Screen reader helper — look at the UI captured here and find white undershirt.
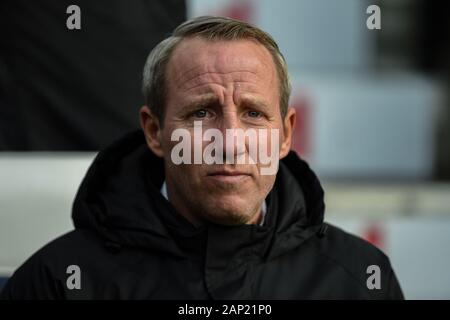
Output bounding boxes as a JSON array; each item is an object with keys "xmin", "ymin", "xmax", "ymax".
[{"xmin": 160, "ymin": 181, "xmax": 267, "ymax": 226}]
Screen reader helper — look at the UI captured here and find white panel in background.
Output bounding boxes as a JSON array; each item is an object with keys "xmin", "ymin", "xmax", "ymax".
[
  {"xmin": 0, "ymin": 153, "xmax": 95, "ymax": 275},
  {"xmin": 291, "ymin": 73, "xmax": 441, "ymax": 179},
  {"xmin": 188, "ymin": 0, "xmax": 375, "ymax": 70}
]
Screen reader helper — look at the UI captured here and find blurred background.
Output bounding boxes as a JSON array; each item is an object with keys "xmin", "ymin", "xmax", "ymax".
[{"xmin": 1, "ymin": 0, "xmax": 449, "ymax": 299}]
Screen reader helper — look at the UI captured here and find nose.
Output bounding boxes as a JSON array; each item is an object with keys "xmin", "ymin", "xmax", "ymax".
[{"xmin": 219, "ymin": 109, "xmax": 246, "ymax": 164}]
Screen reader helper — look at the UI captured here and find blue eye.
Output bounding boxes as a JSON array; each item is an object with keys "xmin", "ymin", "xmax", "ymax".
[
  {"xmin": 193, "ymin": 109, "xmax": 208, "ymax": 118},
  {"xmin": 248, "ymin": 110, "xmax": 261, "ymax": 118}
]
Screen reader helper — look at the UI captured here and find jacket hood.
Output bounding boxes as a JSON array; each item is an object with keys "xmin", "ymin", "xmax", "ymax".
[{"xmin": 72, "ymin": 130, "xmax": 326, "ymax": 260}]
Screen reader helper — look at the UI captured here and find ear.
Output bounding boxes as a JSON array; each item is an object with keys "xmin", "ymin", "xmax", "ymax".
[
  {"xmin": 139, "ymin": 105, "xmax": 164, "ymax": 157},
  {"xmin": 279, "ymin": 107, "xmax": 296, "ymax": 159}
]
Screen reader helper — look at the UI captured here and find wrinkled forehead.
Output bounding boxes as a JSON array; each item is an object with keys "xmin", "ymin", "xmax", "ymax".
[{"xmin": 166, "ymin": 37, "xmax": 278, "ymax": 89}]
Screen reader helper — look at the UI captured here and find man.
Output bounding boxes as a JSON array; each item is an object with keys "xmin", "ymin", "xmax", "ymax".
[{"xmin": 1, "ymin": 16, "xmax": 403, "ymax": 299}]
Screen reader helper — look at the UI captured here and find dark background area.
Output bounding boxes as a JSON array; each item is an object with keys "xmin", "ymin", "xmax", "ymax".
[{"xmin": 0, "ymin": 0, "xmax": 186, "ymax": 150}]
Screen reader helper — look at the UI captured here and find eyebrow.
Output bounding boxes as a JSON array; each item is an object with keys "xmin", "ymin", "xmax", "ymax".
[
  {"xmin": 180, "ymin": 94, "xmax": 271, "ymax": 115},
  {"xmin": 239, "ymin": 96, "xmax": 271, "ymax": 112},
  {"xmin": 181, "ymin": 95, "xmax": 220, "ymax": 113}
]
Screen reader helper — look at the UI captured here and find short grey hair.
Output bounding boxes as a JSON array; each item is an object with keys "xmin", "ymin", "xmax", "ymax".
[{"xmin": 142, "ymin": 16, "xmax": 291, "ymax": 125}]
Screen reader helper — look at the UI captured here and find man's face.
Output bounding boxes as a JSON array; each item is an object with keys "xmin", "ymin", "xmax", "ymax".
[{"xmin": 141, "ymin": 37, "xmax": 295, "ymax": 226}]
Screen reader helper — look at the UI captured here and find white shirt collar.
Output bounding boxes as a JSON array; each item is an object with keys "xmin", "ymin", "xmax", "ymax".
[{"xmin": 160, "ymin": 181, "xmax": 267, "ymax": 226}]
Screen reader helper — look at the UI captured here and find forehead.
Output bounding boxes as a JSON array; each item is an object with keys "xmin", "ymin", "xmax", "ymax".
[{"xmin": 166, "ymin": 37, "xmax": 278, "ymax": 90}]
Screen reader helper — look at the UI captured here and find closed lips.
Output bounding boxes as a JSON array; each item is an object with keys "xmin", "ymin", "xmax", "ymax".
[{"xmin": 208, "ymin": 170, "xmax": 251, "ymax": 176}]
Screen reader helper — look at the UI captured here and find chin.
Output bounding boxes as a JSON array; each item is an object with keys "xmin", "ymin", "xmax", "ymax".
[
  {"xmin": 200, "ymin": 198, "xmax": 256, "ymax": 226},
  {"xmin": 204, "ymin": 212, "xmax": 250, "ymax": 226}
]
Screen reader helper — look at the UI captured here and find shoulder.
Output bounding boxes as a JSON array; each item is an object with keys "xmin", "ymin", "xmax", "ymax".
[
  {"xmin": 317, "ymin": 223, "xmax": 390, "ymax": 268},
  {"xmin": 18, "ymin": 229, "xmax": 109, "ymax": 269},
  {"xmin": 1, "ymin": 229, "xmax": 116, "ymax": 299},
  {"xmin": 308, "ymin": 223, "xmax": 403, "ymax": 299}
]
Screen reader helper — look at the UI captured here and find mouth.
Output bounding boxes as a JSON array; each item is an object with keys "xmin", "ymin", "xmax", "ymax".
[{"xmin": 207, "ymin": 170, "xmax": 252, "ymax": 183}]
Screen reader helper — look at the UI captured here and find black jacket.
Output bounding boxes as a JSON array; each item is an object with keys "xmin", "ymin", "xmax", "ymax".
[{"xmin": 1, "ymin": 130, "xmax": 404, "ymax": 299}]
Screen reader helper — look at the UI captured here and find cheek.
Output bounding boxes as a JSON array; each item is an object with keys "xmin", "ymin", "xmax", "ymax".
[
  {"xmin": 164, "ymin": 163, "xmax": 206, "ymax": 194},
  {"xmin": 254, "ymin": 172, "xmax": 277, "ymax": 195},
  {"xmin": 250, "ymin": 127, "xmax": 281, "ymax": 166}
]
